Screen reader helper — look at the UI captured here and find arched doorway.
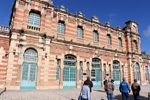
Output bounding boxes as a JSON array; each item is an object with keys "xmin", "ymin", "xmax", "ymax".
[
  {"xmin": 145, "ymin": 66, "xmax": 149, "ymax": 84},
  {"xmin": 20, "ymin": 48, "xmax": 38, "ymax": 90},
  {"xmin": 91, "ymin": 58, "xmax": 101, "ymax": 87},
  {"xmin": 113, "ymin": 60, "xmax": 120, "ymax": 86},
  {"xmin": 135, "ymin": 63, "xmax": 140, "ymax": 85},
  {"xmin": 63, "ymin": 55, "xmax": 76, "ymax": 88}
]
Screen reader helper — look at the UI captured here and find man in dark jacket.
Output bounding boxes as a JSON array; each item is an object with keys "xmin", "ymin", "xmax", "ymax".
[
  {"xmin": 84, "ymin": 77, "xmax": 93, "ymax": 92},
  {"xmin": 119, "ymin": 78, "xmax": 130, "ymax": 100},
  {"xmin": 131, "ymin": 79, "xmax": 141, "ymax": 100}
]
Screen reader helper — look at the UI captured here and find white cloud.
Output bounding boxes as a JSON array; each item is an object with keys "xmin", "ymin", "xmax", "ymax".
[
  {"xmin": 108, "ymin": 13, "xmax": 116, "ymax": 17},
  {"xmin": 143, "ymin": 25, "xmax": 150, "ymax": 37}
]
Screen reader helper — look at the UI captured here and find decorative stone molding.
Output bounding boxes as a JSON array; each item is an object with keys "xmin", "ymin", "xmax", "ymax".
[
  {"xmin": 78, "ymin": 12, "xmax": 83, "ymax": 17},
  {"xmin": 60, "ymin": 5, "xmax": 65, "ymax": 11},
  {"xmin": 106, "ymin": 22, "xmax": 110, "ymax": 27},
  {"xmin": 117, "ymin": 26, "xmax": 121, "ymax": 31},
  {"xmin": 91, "ymin": 16, "xmax": 99, "ymax": 23}
]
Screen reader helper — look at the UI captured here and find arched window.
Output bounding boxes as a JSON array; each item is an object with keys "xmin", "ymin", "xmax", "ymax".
[
  {"xmin": 56, "ymin": 59, "xmax": 60, "ymax": 81},
  {"xmin": 91, "ymin": 58, "xmax": 101, "ymax": 87},
  {"xmin": 77, "ymin": 26, "xmax": 83, "ymax": 38},
  {"xmin": 79, "ymin": 61, "xmax": 83, "ymax": 81},
  {"xmin": 145, "ymin": 66, "xmax": 149, "ymax": 84},
  {"xmin": 135, "ymin": 63, "xmax": 140, "ymax": 84},
  {"xmin": 21, "ymin": 48, "xmax": 38, "ymax": 90},
  {"xmin": 58, "ymin": 21, "xmax": 65, "ymax": 34},
  {"xmin": 93, "ymin": 31, "xmax": 98, "ymax": 42},
  {"xmin": 107, "ymin": 35, "xmax": 111, "ymax": 45},
  {"xmin": 63, "ymin": 54, "xmax": 76, "ymax": 88},
  {"xmin": 133, "ymin": 40, "xmax": 137, "ymax": 50},
  {"xmin": 118, "ymin": 38, "xmax": 122, "ymax": 47},
  {"xmin": 113, "ymin": 60, "xmax": 120, "ymax": 86},
  {"xmin": 28, "ymin": 11, "xmax": 41, "ymax": 26}
]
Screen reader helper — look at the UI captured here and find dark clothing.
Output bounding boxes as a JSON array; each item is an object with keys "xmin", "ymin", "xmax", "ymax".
[
  {"xmin": 84, "ymin": 80, "xmax": 93, "ymax": 92},
  {"xmin": 82, "ymin": 98, "xmax": 88, "ymax": 100},
  {"xmin": 133, "ymin": 94, "xmax": 139, "ymax": 100},
  {"xmin": 131, "ymin": 82, "xmax": 141, "ymax": 100},
  {"xmin": 104, "ymin": 80, "xmax": 107, "ymax": 86},
  {"xmin": 122, "ymin": 92, "xmax": 129, "ymax": 100}
]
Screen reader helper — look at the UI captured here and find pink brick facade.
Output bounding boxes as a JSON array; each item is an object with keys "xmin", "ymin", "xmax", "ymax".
[{"xmin": 0, "ymin": 0, "xmax": 150, "ymax": 90}]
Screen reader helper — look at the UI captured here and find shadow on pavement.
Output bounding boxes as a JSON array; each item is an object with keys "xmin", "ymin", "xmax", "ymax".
[
  {"xmin": 114, "ymin": 94, "xmax": 149, "ymax": 100},
  {"xmin": 93, "ymin": 90, "xmax": 106, "ymax": 93}
]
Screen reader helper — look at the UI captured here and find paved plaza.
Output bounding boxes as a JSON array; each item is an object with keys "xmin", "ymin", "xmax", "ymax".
[{"xmin": 0, "ymin": 85, "xmax": 150, "ymax": 100}]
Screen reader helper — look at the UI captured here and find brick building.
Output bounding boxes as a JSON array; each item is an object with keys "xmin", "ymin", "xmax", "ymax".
[{"xmin": 0, "ymin": 0, "xmax": 150, "ymax": 90}]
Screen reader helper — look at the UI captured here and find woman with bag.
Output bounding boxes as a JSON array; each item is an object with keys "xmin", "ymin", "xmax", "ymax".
[{"xmin": 80, "ymin": 81, "xmax": 91, "ymax": 100}]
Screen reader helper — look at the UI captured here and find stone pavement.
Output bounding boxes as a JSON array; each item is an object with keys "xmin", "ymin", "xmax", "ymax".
[{"xmin": 0, "ymin": 85, "xmax": 150, "ymax": 100}]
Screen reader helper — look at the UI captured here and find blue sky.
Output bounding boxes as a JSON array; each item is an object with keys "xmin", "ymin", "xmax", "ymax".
[{"xmin": 0, "ymin": 0, "xmax": 150, "ymax": 55}]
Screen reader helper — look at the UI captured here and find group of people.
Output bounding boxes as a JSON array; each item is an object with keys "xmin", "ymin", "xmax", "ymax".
[{"xmin": 80, "ymin": 77, "xmax": 141, "ymax": 100}]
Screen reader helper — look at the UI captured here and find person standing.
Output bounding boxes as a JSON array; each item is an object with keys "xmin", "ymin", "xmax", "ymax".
[
  {"xmin": 84, "ymin": 77, "xmax": 93, "ymax": 92},
  {"xmin": 82, "ymin": 81, "xmax": 91, "ymax": 100},
  {"xmin": 119, "ymin": 78, "xmax": 130, "ymax": 100},
  {"xmin": 131, "ymin": 79, "xmax": 141, "ymax": 100},
  {"xmin": 104, "ymin": 78, "xmax": 115, "ymax": 100}
]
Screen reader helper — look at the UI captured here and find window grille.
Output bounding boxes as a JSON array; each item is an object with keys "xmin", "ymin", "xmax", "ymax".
[
  {"xmin": 58, "ymin": 21, "xmax": 65, "ymax": 34},
  {"xmin": 103, "ymin": 64, "xmax": 106, "ymax": 79},
  {"xmin": 28, "ymin": 12, "xmax": 41, "ymax": 26},
  {"xmin": 93, "ymin": 31, "xmax": 98, "ymax": 42},
  {"xmin": 77, "ymin": 26, "xmax": 83, "ymax": 38},
  {"xmin": 107, "ymin": 35, "xmax": 111, "ymax": 45},
  {"xmin": 118, "ymin": 38, "xmax": 122, "ymax": 47},
  {"xmin": 79, "ymin": 61, "xmax": 83, "ymax": 81},
  {"xmin": 56, "ymin": 59, "xmax": 60, "ymax": 81},
  {"xmin": 87, "ymin": 62, "xmax": 89, "ymax": 77},
  {"xmin": 133, "ymin": 41, "xmax": 137, "ymax": 50}
]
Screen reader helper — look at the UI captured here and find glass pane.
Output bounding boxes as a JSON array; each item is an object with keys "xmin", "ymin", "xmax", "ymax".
[
  {"xmin": 28, "ymin": 12, "xmax": 40, "ymax": 26},
  {"xmin": 56, "ymin": 59, "xmax": 60, "ymax": 81},
  {"xmin": 79, "ymin": 61, "xmax": 82, "ymax": 81},
  {"xmin": 63, "ymin": 67, "xmax": 69, "ymax": 81},
  {"xmin": 87, "ymin": 62, "xmax": 89, "ymax": 77},
  {"xmin": 22, "ymin": 63, "xmax": 29, "ymax": 80},
  {"xmin": 30, "ymin": 64, "xmax": 36, "ymax": 81}
]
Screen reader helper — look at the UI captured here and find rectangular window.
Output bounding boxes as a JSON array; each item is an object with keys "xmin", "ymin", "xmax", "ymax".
[
  {"xmin": 103, "ymin": 64, "xmax": 106, "ymax": 79},
  {"xmin": 93, "ymin": 31, "xmax": 98, "ymax": 42},
  {"xmin": 57, "ymin": 21, "xmax": 65, "ymax": 34},
  {"xmin": 118, "ymin": 38, "xmax": 122, "ymax": 47},
  {"xmin": 107, "ymin": 35, "xmax": 111, "ymax": 45},
  {"xmin": 133, "ymin": 41, "xmax": 137, "ymax": 50},
  {"xmin": 28, "ymin": 12, "xmax": 41, "ymax": 26},
  {"xmin": 109, "ymin": 64, "xmax": 111, "ymax": 78},
  {"xmin": 87, "ymin": 62, "xmax": 89, "ymax": 77},
  {"xmin": 56, "ymin": 59, "xmax": 60, "ymax": 81},
  {"xmin": 79, "ymin": 61, "xmax": 83, "ymax": 81},
  {"xmin": 77, "ymin": 26, "xmax": 83, "ymax": 38}
]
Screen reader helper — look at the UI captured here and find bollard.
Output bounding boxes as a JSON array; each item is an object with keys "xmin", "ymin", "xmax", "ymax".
[{"xmin": 148, "ymin": 92, "xmax": 150, "ymax": 100}]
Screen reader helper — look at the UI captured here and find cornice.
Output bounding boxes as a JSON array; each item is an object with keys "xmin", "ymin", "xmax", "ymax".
[{"xmin": 54, "ymin": 8, "xmax": 125, "ymax": 34}]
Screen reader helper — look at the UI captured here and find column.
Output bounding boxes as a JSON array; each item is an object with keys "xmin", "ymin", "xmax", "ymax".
[
  {"xmin": 76, "ymin": 60, "xmax": 80, "ymax": 88},
  {"xmin": 101, "ymin": 60, "xmax": 104, "ymax": 87},
  {"xmin": 139, "ymin": 64, "xmax": 143, "ymax": 85},
  {"xmin": 59, "ymin": 58, "xmax": 64, "ymax": 89},
  {"xmin": 111, "ymin": 61, "xmax": 113, "ymax": 80}
]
